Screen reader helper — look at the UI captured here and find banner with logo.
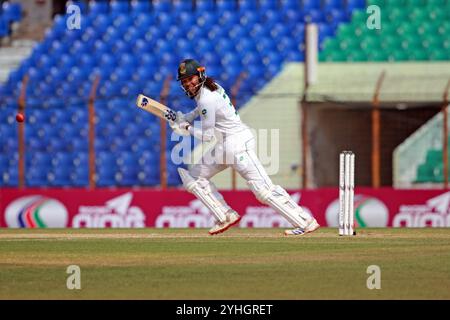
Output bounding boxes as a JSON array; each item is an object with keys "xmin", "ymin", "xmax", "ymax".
[{"xmin": 1, "ymin": 188, "xmax": 450, "ymax": 228}]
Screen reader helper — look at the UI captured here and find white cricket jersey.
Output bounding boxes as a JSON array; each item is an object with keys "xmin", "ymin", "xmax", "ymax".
[{"xmin": 190, "ymin": 84, "xmax": 248, "ymax": 141}]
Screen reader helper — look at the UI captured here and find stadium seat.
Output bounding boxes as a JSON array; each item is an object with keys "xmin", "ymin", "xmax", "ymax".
[
  {"xmin": 153, "ymin": 0, "xmax": 172, "ymax": 12},
  {"xmin": 4, "ymin": 0, "xmax": 445, "ymax": 188}
]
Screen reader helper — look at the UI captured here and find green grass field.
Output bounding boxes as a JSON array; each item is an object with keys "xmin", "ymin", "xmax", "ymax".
[{"xmin": 1, "ymin": 228, "xmax": 449, "ymax": 300}]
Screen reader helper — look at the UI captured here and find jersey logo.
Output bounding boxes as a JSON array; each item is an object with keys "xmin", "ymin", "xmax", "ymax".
[{"xmin": 201, "ymin": 109, "xmax": 207, "ymax": 116}]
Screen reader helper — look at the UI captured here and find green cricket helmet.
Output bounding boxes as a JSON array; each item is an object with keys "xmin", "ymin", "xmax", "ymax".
[
  {"xmin": 177, "ymin": 59, "xmax": 206, "ymax": 98},
  {"xmin": 177, "ymin": 59, "xmax": 206, "ymax": 81}
]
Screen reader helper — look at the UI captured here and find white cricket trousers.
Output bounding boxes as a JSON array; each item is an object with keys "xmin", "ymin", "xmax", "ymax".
[{"xmin": 189, "ymin": 128, "xmax": 273, "ymax": 187}]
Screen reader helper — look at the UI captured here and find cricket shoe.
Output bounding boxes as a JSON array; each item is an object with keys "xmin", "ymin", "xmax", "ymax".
[
  {"xmin": 284, "ymin": 218, "xmax": 320, "ymax": 236},
  {"xmin": 208, "ymin": 211, "xmax": 241, "ymax": 235}
]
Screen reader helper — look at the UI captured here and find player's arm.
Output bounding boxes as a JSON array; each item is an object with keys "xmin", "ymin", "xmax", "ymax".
[
  {"xmin": 183, "ymin": 108, "xmax": 200, "ymax": 123},
  {"xmin": 185, "ymin": 102, "xmax": 216, "ymax": 142}
]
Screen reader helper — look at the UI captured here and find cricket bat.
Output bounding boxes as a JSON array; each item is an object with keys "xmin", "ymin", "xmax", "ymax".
[{"xmin": 136, "ymin": 94, "xmax": 177, "ymax": 122}]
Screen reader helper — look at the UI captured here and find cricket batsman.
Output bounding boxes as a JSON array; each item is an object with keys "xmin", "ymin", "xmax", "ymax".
[{"xmin": 170, "ymin": 59, "xmax": 320, "ymax": 236}]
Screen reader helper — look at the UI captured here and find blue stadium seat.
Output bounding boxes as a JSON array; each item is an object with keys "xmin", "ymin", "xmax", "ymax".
[
  {"xmin": 167, "ymin": 165, "xmax": 182, "ymax": 186},
  {"xmin": 2, "ymin": 2, "xmax": 22, "ymax": 23},
  {"xmin": 326, "ymin": 8, "xmax": 349, "ymax": 24},
  {"xmin": 238, "ymin": 0, "xmax": 257, "ymax": 11},
  {"xmin": 240, "ymin": 11, "xmax": 260, "ymax": 27},
  {"xmin": 2, "ymin": 166, "xmax": 18, "ymax": 186},
  {"xmin": 152, "ymin": 0, "xmax": 172, "ymax": 12},
  {"xmin": 96, "ymin": 151, "xmax": 117, "ymax": 167},
  {"xmin": 304, "ymin": 9, "xmax": 325, "ymax": 23},
  {"xmin": 217, "ymin": 0, "xmax": 236, "ymax": 11},
  {"xmin": 70, "ymin": 166, "xmax": 89, "ymax": 187},
  {"xmin": 270, "ymin": 23, "xmax": 291, "ymax": 38},
  {"xmin": 0, "ymin": 17, "xmax": 8, "ymax": 37},
  {"xmin": 322, "ymin": 0, "xmax": 344, "ymax": 10},
  {"xmin": 302, "ymin": 0, "xmax": 321, "ymax": 10},
  {"xmin": 130, "ymin": 0, "xmax": 151, "ymax": 14},
  {"xmin": 110, "ymin": 0, "xmax": 129, "ymax": 14},
  {"xmin": 92, "ymin": 14, "xmax": 112, "ymax": 33},
  {"xmin": 117, "ymin": 166, "xmax": 139, "ymax": 186},
  {"xmin": 71, "ymin": 138, "xmax": 88, "ymax": 152},
  {"xmin": 228, "ymin": 25, "xmax": 247, "ymax": 40},
  {"xmin": 0, "ymin": 155, "xmax": 9, "ymax": 170},
  {"xmin": 346, "ymin": 0, "xmax": 366, "ymax": 11},
  {"xmin": 66, "ymin": 1, "xmax": 88, "ymax": 14},
  {"xmin": 74, "ymin": 152, "xmax": 89, "ymax": 167},
  {"xmin": 26, "ymin": 168, "xmax": 48, "ymax": 187},
  {"xmin": 97, "ymin": 168, "xmax": 116, "ymax": 187},
  {"xmin": 196, "ymin": 0, "xmax": 215, "ymax": 11},
  {"xmin": 138, "ymin": 165, "xmax": 160, "ymax": 186},
  {"xmin": 117, "ymin": 152, "xmax": 139, "ymax": 167},
  {"xmin": 259, "ymin": 0, "xmax": 278, "ymax": 10},
  {"xmin": 89, "ymin": 0, "xmax": 109, "ymax": 15},
  {"xmin": 318, "ymin": 23, "xmax": 335, "ymax": 40},
  {"xmin": 112, "ymin": 15, "xmax": 133, "ymax": 34},
  {"xmin": 291, "ymin": 23, "xmax": 306, "ymax": 42},
  {"xmin": 0, "ymin": 0, "xmax": 368, "ymax": 187},
  {"xmin": 280, "ymin": 0, "xmax": 301, "ymax": 10}
]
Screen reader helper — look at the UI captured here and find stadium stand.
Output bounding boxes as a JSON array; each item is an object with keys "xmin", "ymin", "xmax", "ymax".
[{"xmin": 0, "ymin": 0, "xmax": 448, "ymax": 188}]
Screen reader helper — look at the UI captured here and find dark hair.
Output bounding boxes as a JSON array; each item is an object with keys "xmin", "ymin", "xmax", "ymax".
[{"xmin": 204, "ymin": 77, "xmax": 218, "ymax": 91}]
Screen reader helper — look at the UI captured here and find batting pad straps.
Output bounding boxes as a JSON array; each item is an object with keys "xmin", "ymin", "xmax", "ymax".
[
  {"xmin": 178, "ymin": 168, "xmax": 227, "ymax": 223},
  {"xmin": 247, "ymin": 181, "xmax": 310, "ymax": 229}
]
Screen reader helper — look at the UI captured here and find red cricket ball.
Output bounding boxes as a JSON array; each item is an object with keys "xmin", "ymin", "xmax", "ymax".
[{"xmin": 16, "ymin": 113, "xmax": 24, "ymax": 123}]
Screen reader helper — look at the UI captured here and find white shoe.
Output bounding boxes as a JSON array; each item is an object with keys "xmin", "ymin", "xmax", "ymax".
[
  {"xmin": 284, "ymin": 219, "xmax": 320, "ymax": 236},
  {"xmin": 305, "ymin": 219, "xmax": 320, "ymax": 233},
  {"xmin": 208, "ymin": 211, "xmax": 241, "ymax": 235}
]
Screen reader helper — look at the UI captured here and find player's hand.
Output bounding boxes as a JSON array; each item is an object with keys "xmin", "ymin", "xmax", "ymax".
[
  {"xmin": 169, "ymin": 120, "xmax": 190, "ymax": 136},
  {"xmin": 175, "ymin": 111, "xmax": 186, "ymax": 124}
]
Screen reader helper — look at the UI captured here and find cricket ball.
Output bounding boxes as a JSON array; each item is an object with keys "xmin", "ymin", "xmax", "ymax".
[{"xmin": 16, "ymin": 113, "xmax": 24, "ymax": 123}]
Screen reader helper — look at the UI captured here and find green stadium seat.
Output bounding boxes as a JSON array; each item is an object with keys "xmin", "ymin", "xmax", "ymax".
[
  {"xmin": 319, "ymin": 0, "xmax": 449, "ymax": 62},
  {"xmin": 401, "ymin": 35, "xmax": 423, "ymax": 50},
  {"xmin": 443, "ymin": 39, "xmax": 450, "ymax": 50},
  {"xmin": 336, "ymin": 24, "xmax": 356, "ymax": 38},
  {"xmin": 427, "ymin": 50, "xmax": 449, "ymax": 61},
  {"xmin": 367, "ymin": 50, "xmax": 389, "ymax": 61},
  {"xmin": 410, "ymin": 50, "xmax": 429, "ymax": 60},
  {"xmin": 418, "ymin": 22, "xmax": 440, "ymax": 36},
  {"xmin": 326, "ymin": 51, "xmax": 347, "ymax": 61},
  {"xmin": 397, "ymin": 24, "xmax": 419, "ymax": 37},
  {"xmin": 389, "ymin": 50, "xmax": 408, "ymax": 61},
  {"xmin": 387, "ymin": 8, "xmax": 409, "ymax": 23},
  {"xmin": 426, "ymin": 150, "xmax": 443, "ymax": 166},
  {"xmin": 438, "ymin": 21, "xmax": 450, "ymax": 35},
  {"xmin": 405, "ymin": 0, "xmax": 426, "ymax": 7},
  {"xmin": 318, "ymin": 51, "xmax": 328, "ymax": 62},
  {"xmin": 347, "ymin": 50, "xmax": 367, "ymax": 62},
  {"xmin": 351, "ymin": 10, "xmax": 367, "ymax": 27},
  {"xmin": 386, "ymin": 0, "xmax": 407, "ymax": 8},
  {"xmin": 427, "ymin": 0, "xmax": 446, "ymax": 5},
  {"xmin": 408, "ymin": 8, "xmax": 429, "ymax": 23},
  {"xmin": 416, "ymin": 163, "xmax": 434, "ymax": 183},
  {"xmin": 422, "ymin": 35, "xmax": 444, "ymax": 50},
  {"xmin": 432, "ymin": 163, "xmax": 444, "ymax": 183},
  {"xmin": 379, "ymin": 23, "xmax": 399, "ymax": 36},
  {"xmin": 320, "ymin": 50, "xmax": 347, "ymax": 62},
  {"xmin": 367, "ymin": 0, "xmax": 386, "ymax": 7},
  {"xmin": 427, "ymin": 8, "xmax": 447, "ymax": 22},
  {"xmin": 381, "ymin": 35, "xmax": 403, "ymax": 50},
  {"xmin": 361, "ymin": 36, "xmax": 382, "ymax": 51},
  {"xmin": 339, "ymin": 37, "xmax": 361, "ymax": 50},
  {"xmin": 322, "ymin": 38, "xmax": 340, "ymax": 52}
]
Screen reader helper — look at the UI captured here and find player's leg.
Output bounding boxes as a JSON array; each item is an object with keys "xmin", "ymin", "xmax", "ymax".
[
  {"xmin": 178, "ymin": 158, "xmax": 240, "ymax": 235},
  {"xmin": 229, "ymin": 134, "xmax": 319, "ymax": 235}
]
